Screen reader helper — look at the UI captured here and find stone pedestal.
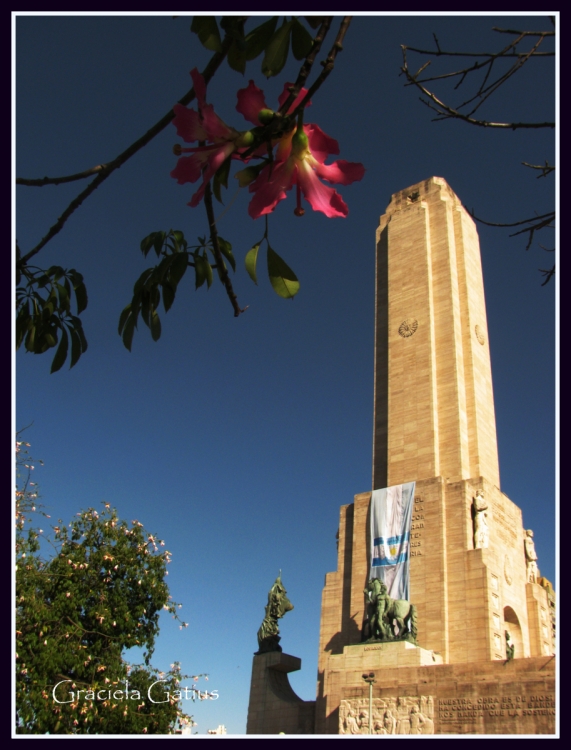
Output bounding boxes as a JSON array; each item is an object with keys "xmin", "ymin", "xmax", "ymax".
[{"xmin": 246, "ymin": 652, "xmax": 315, "ymax": 735}]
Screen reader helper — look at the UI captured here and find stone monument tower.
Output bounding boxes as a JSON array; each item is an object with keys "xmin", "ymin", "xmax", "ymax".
[{"xmin": 246, "ymin": 178, "xmax": 555, "ymax": 735}]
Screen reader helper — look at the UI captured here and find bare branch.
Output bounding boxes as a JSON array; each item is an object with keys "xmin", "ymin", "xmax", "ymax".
[
  {"xmin": 17, "ymin": 164, "xmax": 112, "ymax": 187},
  {"xmin": 401, "ymin": 26, "xmax": 553, "ymax": 127},
  {"xmin": 522, "ymin": 161, "xmax": 555, "ymax": 178},
  {"xmin": 539, "ymin": 266, "xmax": 555, "ymax": 286},
  {"xmin": 469, "ymin": 210, "xmax": 555, "ymax": 253},
  {"xmin": 401, "ymin": 43, "xmax": 553, "ymax": 59},
  {"xmin": 491, "ymin": 27, "xmax": 555, "ymax": 36},
  {"xmin": 468, "ymin": 210, "xmax": 554, "ymax": 230},
  {"xmin": 401, "ymin": 55, "xmax": 554, "ymax": 129}
]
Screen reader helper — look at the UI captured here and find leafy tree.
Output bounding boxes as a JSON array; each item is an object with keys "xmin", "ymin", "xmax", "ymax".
[{"xmin": 15, "ymin": 441, "xmax": 213, "ymax": 734}]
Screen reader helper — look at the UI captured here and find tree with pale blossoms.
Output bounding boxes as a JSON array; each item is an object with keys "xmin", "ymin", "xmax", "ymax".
[{"xmin": 15, "ymin": 441, "xmax": 211, "ymax": 734}]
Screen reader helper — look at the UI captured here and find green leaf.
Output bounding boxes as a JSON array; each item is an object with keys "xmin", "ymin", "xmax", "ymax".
[
  {"xmin": 69, "ymin": 328, "xmax": 82, "ymax": 369},
  {"xmin": 50, "ymin": 328, "xmax": 68, "ymax": 373},
  {"xmin": 227, "ymin": 41, "xmax": 247, "ymax": 74},
  {"xmin": 46, "ymin": 265, "xmax": 65, "ymax": 281},
  {"xmin": 133, "ymin": 268, "xmax": 155, "ymax": 295},
  {"xmin": 155, "ymin": 253, "xmax": 177, "ymax": 283},
  {"xmin": 169, "ymin": 252, "xmax": 189, "ymax": 287},
  {"xmin": 118, "ymin": 303, "xmax": 132, "ymax": 336},
  {"xmin": 291, "ymin": 17, "xmax": 313, "ymax": 60},
  {"xmin": 194, "ymin": 254, "xmax": 207, "ymax": 289},
  {"xmin": 235, "ymin": 162, "xmax": 265, "ymax": 187},
  {"xmin": 162, "ymin": 281, "xmax": 176, "ymax": 313},
  {"xmin": 203, "ymin": 251, "xmax": 213, "ymax": 289},
  {"xmin": 121, "ymin": 313, "xmax": 136, "ymax": 352},
  {"xmin": 261, "ymin": 20, "xmax": 293, "ymax": 78},
  {"xmin": 191, "ymin": 17, "xmax": 222, "ymax": 52},
  {"xmin": 245, "ymin": 17, "xmax": 278, "ymax": 61},
  {"xmin": 267, "ymin": 245, "xmax": 300, "ymax": 298},
  {"xmin": 220, "ymin": 16, "xmax": 247, "ymax": 39},
  {"xmin": 35, "ymin": 273, "xmax": 51, "ymax": 289},
  {"xmin": 70, "ymin": 316, "xmax": 88, "ymax": 353},
  {"xmin": 213, "ymin": 157, "xmax": 232, "ymax": 204},
  {"xmin": 151, "ymin": 285, "xmax": 161, "ymax": 311},
  {"xmin": 150, "ymin": 310, "xmax": 161, "ymax": 342},
  {"xmin": 153, "ymin": 232, "xmax": 166, "ymax": 258},
  {"xmin": 15, "ymin": 302, "xmax": 31, "ymax": 350},
  {"xmin": 172, "ymin": 230, "xmax": 186, "ymax": 249},
  {"xmin": 24, "ymin": 325, "xmax": 36, "ymax": 353},
  {"xmin": 304, "ymin": 16, "xmax": 322, "ymax": 29},
  {"xmin": 245, "ymin": 242, "xmax": 261, "ymax": 284},
  {"xmin": 55, "ymin": 283, "xmax": 70, "ymax": 314},
  {"xmin": 140, "ymin": 233, "xmax": 155, "ymax": 257},
  {"xmin": 218, "ymin": 237, "xmax": 236, "ymax": 272},
  {"xmin": 73, "ymin": 278, "xmax": 88, "ymax": 315},
  {"xmin": 141, "ymin": 289, "xmax": 152, "ymax": 328}
]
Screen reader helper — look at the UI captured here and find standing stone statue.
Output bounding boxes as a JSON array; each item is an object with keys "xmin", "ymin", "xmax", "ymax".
[
  {"xmin": 472, "ymin": 490, "xmax": 489, "ymax": 549},
  {"xmin": 505, "ymin": 630, "xmax": 515, "ymax": 660},
  {"xmin": 524, "ymin": 529, "xmax": 539, "ymax": 583},
  {"xmin": 256, "ymin": 572, "xmax": 293, "ymax": 654}
]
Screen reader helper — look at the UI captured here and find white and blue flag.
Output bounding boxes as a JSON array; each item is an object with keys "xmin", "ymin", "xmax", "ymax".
[{"xmin": 370, "ymin": 482, "xmax": 416, "ymax": 600}]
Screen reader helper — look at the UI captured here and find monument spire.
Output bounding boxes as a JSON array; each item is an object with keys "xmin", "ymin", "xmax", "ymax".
[{"xmin": 373, "ymin": 177, "xmax": 500, "ymax": 490}]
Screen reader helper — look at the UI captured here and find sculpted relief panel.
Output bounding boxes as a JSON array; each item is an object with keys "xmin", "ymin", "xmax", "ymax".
[{"xmin": 339, "ymin": 696, "xmax": 434, "ymax": 735}]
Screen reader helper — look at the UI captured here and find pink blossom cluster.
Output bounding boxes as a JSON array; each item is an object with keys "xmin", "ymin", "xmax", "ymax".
[{"xmin": 171, "ymin": 69, "xmax": 365, "ymax": 219}]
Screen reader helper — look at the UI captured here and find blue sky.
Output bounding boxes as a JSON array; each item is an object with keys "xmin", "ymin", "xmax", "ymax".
[{"xmin": 14, "ymin": 14, "xmax": 557, "ymax": 735}]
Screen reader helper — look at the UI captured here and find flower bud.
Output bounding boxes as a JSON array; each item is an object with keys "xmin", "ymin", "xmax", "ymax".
[
  {"xmin": 292, "ymin": 129, "xmax": 309, "ymax": 157},
  {"xmin": 236, "ymin": 130, "xmax": 254, "ymax": 148},
  {"xmin": 258, "ymin": 109, "xmax": 275, "ymax": 125},
  {"xmin": 235, "ymin": 165, "xmax": 262, "ymax": 188}
]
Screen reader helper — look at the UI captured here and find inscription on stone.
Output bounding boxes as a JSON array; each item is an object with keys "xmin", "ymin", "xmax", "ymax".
[
  {"xmin": 411, "ymin": 497, "xmax": 424, "ymax": 557},
  {"xmin": 438, "ymin": 695, "xmax": 555, "ymax": 724}
]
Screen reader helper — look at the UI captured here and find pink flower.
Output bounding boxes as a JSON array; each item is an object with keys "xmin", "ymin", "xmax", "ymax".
[
  {"xmin": 171, "ymin": 69, "xmax": 254, "ymax": 207},
  {"xmin": 247, "ymin": 123, "xmax": 365, "ymax": 219}
]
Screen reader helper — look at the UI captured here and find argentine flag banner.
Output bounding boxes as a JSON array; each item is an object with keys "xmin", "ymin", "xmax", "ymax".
[{"xmin": 370, "ymin": 482, "xmax": 416, "ymax": 600}]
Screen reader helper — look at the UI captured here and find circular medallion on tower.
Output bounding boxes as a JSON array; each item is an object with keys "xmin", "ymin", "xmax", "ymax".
[
  {"xmin": 475, "ymin": 325, "xmax": 486, "ymax": 345},
  {"xmin": 504, "ymin": 554, "xmax": 513, "ymax": 586},
  {"xmin": 398, "ymin": 319, "xmax": 418, "ymax": 338}
]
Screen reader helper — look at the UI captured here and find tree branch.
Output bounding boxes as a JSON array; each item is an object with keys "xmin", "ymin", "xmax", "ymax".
[
  {"xmin": 278, "ymin": 17, "xmax": 333, "ymax": 116},
  {"xmin": 522, "ymin": 161, "xmax": 555, "ymax": 178},
  {"xmin": 401, "ymin": 50, "xmax": 554, "ymax": 129},
  {"xmin": 491, "ymin": 27, "xmax": 555, "ymax": 36},
  {"xmin": 17, "ymin": 164, "xmax": 112, "ymax": 187},
  {"xmin": 202, "ymin": 182, "xmax": 245, "ymax": 318},
  {"xmin": 17, "ymin": 35, "xmax": 234, "ymax": 268},
  {"xmin": 295, "ymin": 16, "xmax": 353, "ymax": 113},
  {"xmin": 400, "ymin": 27, "xmax": 554, "ymax": 127},
  {"xmin": 469, "ymin": 209, "xmax": 555, "ymax": 252}
]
